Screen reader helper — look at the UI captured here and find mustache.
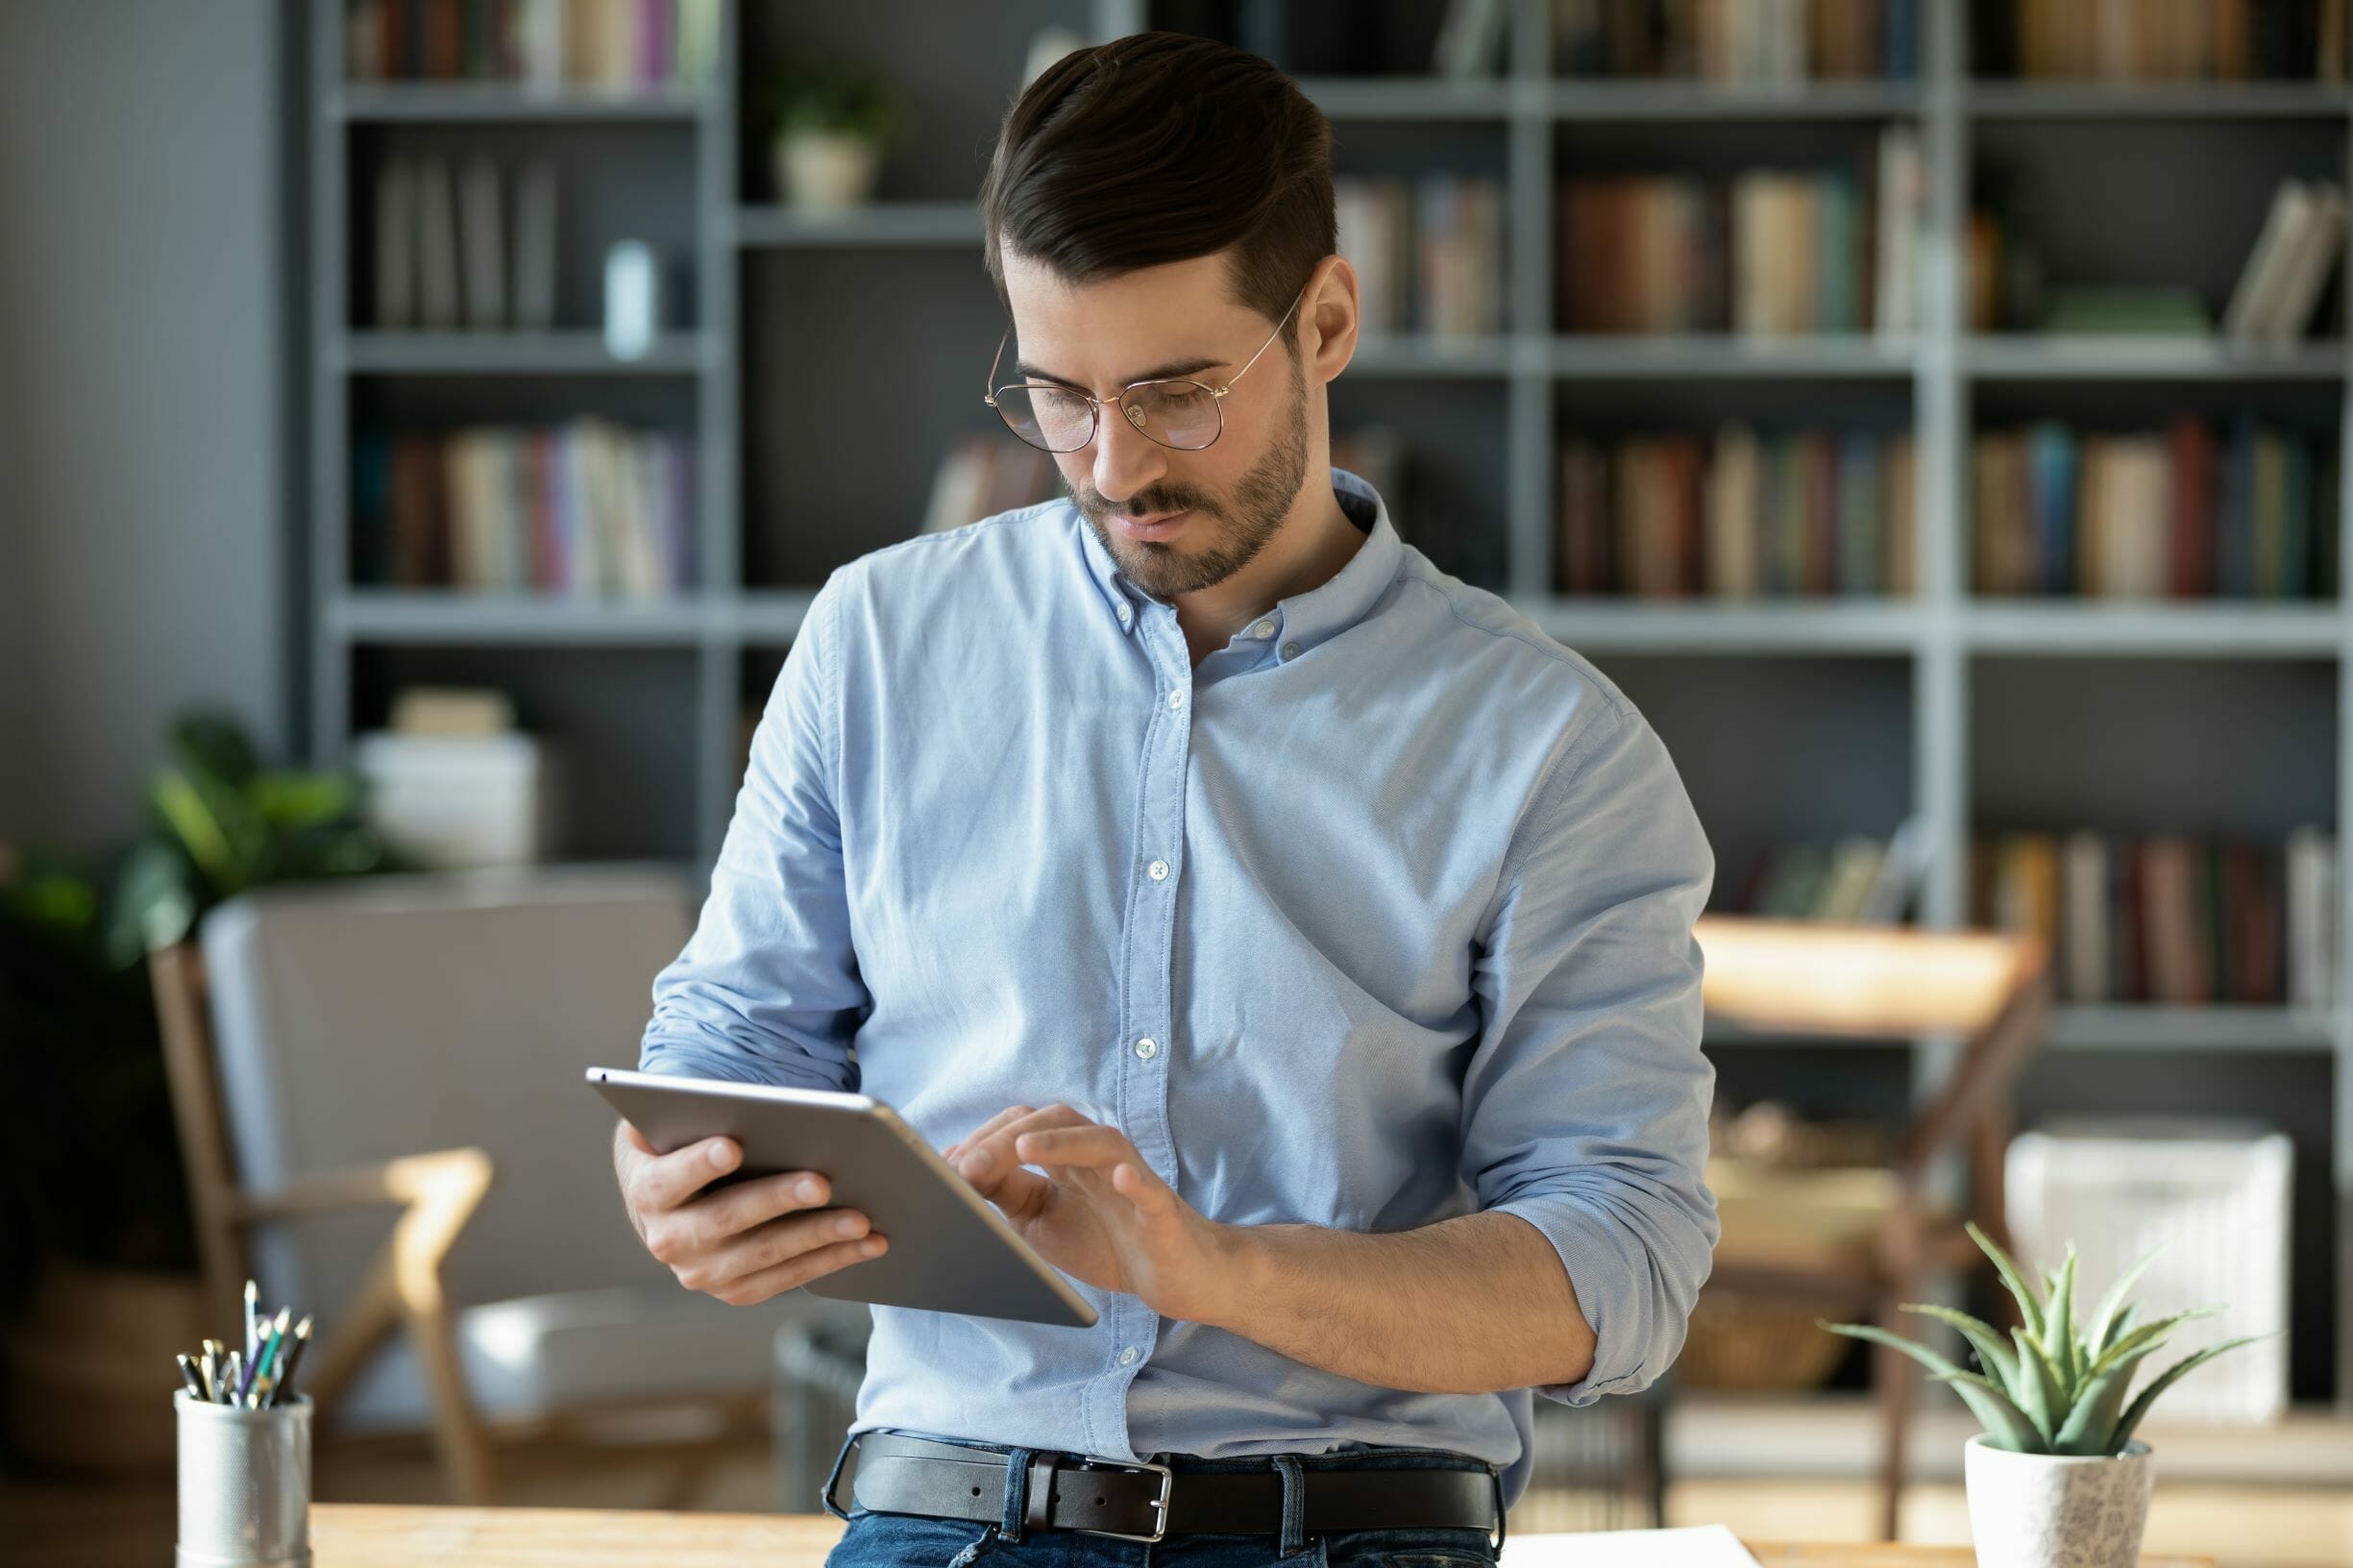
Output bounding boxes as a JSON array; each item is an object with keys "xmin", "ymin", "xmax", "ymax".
[{"xmin": 1076, "ymin": 486, "xmax": 1213, "ymax": 519}]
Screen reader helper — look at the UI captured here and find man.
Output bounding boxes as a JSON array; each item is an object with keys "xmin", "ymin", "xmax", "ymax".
[{"xmin": 615, "ymin": 30, "xmax": 1717, "ymax": 1568}]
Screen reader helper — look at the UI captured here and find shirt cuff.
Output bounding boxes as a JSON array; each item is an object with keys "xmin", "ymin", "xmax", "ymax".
[{"xmin": 1492, "ymin": 1193, "xmax": 1665, "ymax": 1408}]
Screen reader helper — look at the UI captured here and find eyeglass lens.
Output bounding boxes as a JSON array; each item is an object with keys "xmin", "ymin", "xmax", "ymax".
[{"xmin": 993, "ymin": 380, "xmax": 1222, "ymax": 453}]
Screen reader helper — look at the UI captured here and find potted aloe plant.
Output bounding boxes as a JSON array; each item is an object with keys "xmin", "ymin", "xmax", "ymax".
[{"xmin": 1822, "ymin": 1222, "xmax": 2270, "ymax": 1567}]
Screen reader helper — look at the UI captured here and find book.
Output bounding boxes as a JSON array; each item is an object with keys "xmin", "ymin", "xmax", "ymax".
[
  {"xmin": 412, "ymin": 156, "xmax": 463, "ymax": 329},
  {"xmin": 2222, "ymin": 179, "xmax": 2313, "ymax": 341},
  {"xmin": 2257, "ymin": 181, "xmax": 2347, "ymax": 343},
  {"xmin": 511, "ymin": 161, "xmax": 559, "ymax": 330},
  {"xmin": 458, "ymin": 158, "xmax": 506, "ymax": 330},
  {"xmin": 372, "ymin": 157, "xmax": 417, "ymax": 329}
]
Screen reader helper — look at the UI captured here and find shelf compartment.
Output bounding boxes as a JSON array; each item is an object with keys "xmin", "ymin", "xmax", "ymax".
[
  {"xmin": 1590, "ymin": 654, "xmax": 1917, "ymax": 920},
  {"xmin": 347, "ymin": 643, "xmax": 703, "ymax": 861},
  {"xmin": 1972, "ymin": 655, "xmax": 2338, "ymax": 840}
]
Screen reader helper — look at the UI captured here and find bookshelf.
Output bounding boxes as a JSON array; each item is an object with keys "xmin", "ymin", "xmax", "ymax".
[{"xmin": 303, "ymin": 0, "xmax": 2353, "ymax": 1413}]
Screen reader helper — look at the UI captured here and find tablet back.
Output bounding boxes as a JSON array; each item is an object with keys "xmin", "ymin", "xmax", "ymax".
[{"xmin": 590, "ymin": 1068, "xmax": 1096, "ymax": 1329}]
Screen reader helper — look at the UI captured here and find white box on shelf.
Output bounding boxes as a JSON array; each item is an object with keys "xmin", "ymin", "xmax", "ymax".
[
  {"xmin": 2005, "ymin": 1118, "xmax": 2292, "ymax": 1426},
  {"xmin": 355, "ymin": 730, "xmax": 558, "ymax": 870}
]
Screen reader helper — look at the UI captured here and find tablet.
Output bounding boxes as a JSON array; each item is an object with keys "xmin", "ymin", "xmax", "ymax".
[{"xmin": 588, "ymin": 1066, "xmax": 1097, "ymax": 1328}]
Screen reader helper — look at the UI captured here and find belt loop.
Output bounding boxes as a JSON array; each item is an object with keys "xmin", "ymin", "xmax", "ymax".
[
  {"xmin": 997, "ymin": 1447, "xmax": 1037, "ymax": 1543},
  {"xmin": 1024, "ymin": 1453, "xmax": 1060, "ymax": 1537},
  {"xmin": 821, "ymin": 1432, "xmax": 862, "ymax": 1521},
  {"xmin": 1271, "ymin": 1455, "xmax": 1308, "ymax": 1557}
]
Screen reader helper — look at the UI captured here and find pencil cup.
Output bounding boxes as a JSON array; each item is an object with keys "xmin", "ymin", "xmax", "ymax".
[{"xmin": 175, "ymin": 1389, "xmax": 312, "ymax": 1568}]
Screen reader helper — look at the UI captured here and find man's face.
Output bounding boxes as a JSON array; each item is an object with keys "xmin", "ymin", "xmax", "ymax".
[{"xmin": 999, "ymin": 250, "xmax": 1311, "ymax": 600}]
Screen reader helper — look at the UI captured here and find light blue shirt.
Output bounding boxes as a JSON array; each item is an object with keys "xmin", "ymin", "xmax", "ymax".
[{"xmin": 639, "ymin": 469, "xmax": 1719, "ymax": 1508}]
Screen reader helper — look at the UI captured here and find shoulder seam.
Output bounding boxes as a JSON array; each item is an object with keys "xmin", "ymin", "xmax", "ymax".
[
  {"xmin": 1394, "ymin": 564, "xmax": 1634, "ymax": 725},
  {"xmin": 854, "ymin": 500, "xmax": 1066, "ymax": 567}
]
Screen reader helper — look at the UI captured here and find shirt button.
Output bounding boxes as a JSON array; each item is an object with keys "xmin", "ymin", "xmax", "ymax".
[
  {"xmin": 1117, "ymin": 1346, "xmax": 1140, "ymax": 1366},
  {"xmin": 1249, "ymin": 619, "xmax": 1275, "ymax": 640},
  {"xmin": 1147, "ymin": 859, "xmax": 1169, "ymax": 882},
  {"xmin": 1134, "ymin": 1037, "xmax": 1158, "ymax": 1060},
  {"xmin": 1280, "ymin": 640, "xmax": 1302, "ymax": 660},
  {"xmin": 1166, "ymin": 688, "xmax": 1186, "ymax": 710}
]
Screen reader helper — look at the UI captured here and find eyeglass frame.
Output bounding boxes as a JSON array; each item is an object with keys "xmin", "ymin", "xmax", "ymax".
[{"xmin": 982, "ymin": 282, "xmax": 1309, "ymax": 453}]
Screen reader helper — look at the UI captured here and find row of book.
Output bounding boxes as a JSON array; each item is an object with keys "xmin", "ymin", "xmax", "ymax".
[
  {"xmin": 1557, "ymin": 427, "xmax": 1918, "ymax": 598},
  {"xmin": 1555, "ymin": 0, "xmax": 1920, "ymax": 81},
  {"xmin": 1727, "ymin": 817, "xmax": 1936, "ymax": 921},
  {"xmin": 344, "ymin": 0, "xmax": 718, "ymax": 87},
  {"xmin": 372, "ymin": 156, "xmax": 562, "ymax": 331},
  {"xmin": 1975, "ymin": 828, "xmax": 2338, "ymax": 1007},
  {"xmin": 1970, "ymin": 0, "xmax": 2349, "ymax": 81},
  {"xmin": 1561, "ymin": 128, "xmax": 1923, "ymax": 334},
  {"xmin": 1971, "ymin": 419, "xmax": 2341, "ymax": 600},
  {"xmin": 1336, "ymin": 176, "xmax": 1507, "ymax": 340},
  {"xmin": 352, "ymin": 421, "xmax": 694, "ymax": 596}
]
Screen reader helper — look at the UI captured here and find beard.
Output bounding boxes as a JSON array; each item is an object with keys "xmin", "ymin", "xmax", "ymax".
[{"xmin": 1070, "ymin": 356, "xmax": 1310, "ymax": 601}]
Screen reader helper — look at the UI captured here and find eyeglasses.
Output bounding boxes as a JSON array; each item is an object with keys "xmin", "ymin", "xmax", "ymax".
[{"xmin": 983, "ymin": 283, "xmax": 1308, "ymax": 453}]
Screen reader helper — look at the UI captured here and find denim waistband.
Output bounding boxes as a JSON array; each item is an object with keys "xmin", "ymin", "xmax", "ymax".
[{"xmin": 853, "ymin": 1428, "xmax": 1492, "ymax": 1474}]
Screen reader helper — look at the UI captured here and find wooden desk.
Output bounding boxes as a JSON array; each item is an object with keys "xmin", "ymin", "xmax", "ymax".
[{"xmin": 308, "ymin": 1504, "xmax": 2215, "ymax": 1567}]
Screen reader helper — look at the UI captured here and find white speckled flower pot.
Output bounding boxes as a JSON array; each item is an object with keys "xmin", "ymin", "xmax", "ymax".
[{"xmin": 1964, "ymin": 1434, "xmax": 2153, "ymax": 1568}]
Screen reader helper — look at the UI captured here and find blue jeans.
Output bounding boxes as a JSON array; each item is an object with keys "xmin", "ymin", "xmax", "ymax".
[{"xmin": 821, "ymin": 1433, "xmax": 1502, "ymax": 1568}]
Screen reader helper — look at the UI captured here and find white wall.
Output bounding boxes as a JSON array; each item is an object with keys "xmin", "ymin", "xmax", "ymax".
[{"xmin": 0, "ymin": 0, "xmax": 289, "ymax": 850}]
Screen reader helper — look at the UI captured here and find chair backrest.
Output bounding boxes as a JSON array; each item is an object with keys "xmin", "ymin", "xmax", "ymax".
[{"xmin": 196, "ymin": 865, "xmax": 695, "ymax": 1319}]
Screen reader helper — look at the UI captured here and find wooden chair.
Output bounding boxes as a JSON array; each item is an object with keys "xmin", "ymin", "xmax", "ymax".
[
  {"xmin": 147, "ymin": 869, "xmax": 789, "ymax": 1509},
  {"xmin": 1688, "ymin": 915, "xmax": 2055, "ymax": 1543},
  {"xmin": 152, "ymin": 940, "xmax": 501, "ymax": 1502}
]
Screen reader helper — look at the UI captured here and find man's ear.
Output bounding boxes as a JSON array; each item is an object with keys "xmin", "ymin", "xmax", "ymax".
[{"xmin": 1304, "ymin": 256, "xmax": 1359, "ymax": 387}]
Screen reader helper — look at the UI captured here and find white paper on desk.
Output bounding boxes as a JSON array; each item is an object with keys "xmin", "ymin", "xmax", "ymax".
[{"xmin": 1501, "ymin": 1524, "xmax": 1759, "ymax": 1568}]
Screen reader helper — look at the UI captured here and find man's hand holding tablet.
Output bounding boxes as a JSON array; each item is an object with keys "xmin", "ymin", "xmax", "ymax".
[
  {"xmin": 612, "ymin": 1118, "xmax": 888, "ymax": 1307},
  {"xmin": 595, "ymin": 1069, "xmax": 1097, "ymax": 1326}
]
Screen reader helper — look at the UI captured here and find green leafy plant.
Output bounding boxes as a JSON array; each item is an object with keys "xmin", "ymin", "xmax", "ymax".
[
  {"xmin": 105, "ymin": 710, "xmax": 393, "ymax": 966},
  {"xmin": 1821, "ymin": 1221, "xmax": 2272, "ymax": 1457},
  {"xmin": 0, "ymin": 711, "xmax": 395, "ymax": 1280},
  {"xmin": 764, "ymin": 48, "xmax": 907, "ymax": 145}
]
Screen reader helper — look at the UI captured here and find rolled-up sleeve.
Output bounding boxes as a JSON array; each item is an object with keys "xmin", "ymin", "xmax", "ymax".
[
  {"xmin": 638, "ymin": 571, "xmax": 865, "ymax": 1092},
  {"xmin": 1462, "ymin": 698, "xmax": 1719, "ymax": 1407}
]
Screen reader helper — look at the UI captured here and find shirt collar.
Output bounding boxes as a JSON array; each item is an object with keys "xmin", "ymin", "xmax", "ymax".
[{"xmin": 1073, "ymin": 466, "xmax": 1404, "ymax": 653}]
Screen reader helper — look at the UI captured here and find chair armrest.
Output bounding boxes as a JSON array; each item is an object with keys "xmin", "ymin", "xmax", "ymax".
[{"xmin": 229, "ymin": 1147, "xmax": 494, "ymax": 1224}]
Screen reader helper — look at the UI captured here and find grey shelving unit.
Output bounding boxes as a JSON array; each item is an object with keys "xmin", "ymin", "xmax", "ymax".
[{"xmin": 303, "ymin": 0, "xmax": 2353, "ymax": 1411}]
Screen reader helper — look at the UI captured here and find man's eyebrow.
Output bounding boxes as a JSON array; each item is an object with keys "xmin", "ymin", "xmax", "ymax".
[{"xmin": 1013, "ymin": 355, "xmax": 1226, "ymax": 391}]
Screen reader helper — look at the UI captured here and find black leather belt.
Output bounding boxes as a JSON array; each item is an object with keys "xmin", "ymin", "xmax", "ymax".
[{"xmin": 840, "ymin": 1433, "xmax": 1505, "ymax": 1546}]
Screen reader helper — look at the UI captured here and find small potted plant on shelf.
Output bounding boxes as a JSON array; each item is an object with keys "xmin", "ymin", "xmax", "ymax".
[
  {"xmin": 764, "ymin": 49, "xmax": 906, "ymax": 212},
  {"xmin": 1822, "ymin": 1222, "xmax": 2270, "ymax": 1568}
]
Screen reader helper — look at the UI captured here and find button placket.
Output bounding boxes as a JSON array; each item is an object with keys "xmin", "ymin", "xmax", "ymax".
[{"xmin": 1096, "ymin": 606, "xmax": 1190, "ymax": 1447}]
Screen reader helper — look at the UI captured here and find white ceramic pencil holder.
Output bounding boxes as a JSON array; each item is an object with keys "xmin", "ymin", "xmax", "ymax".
[{"xmin": 175, "ymin": 1389, "xmax": 312, "ymax": 1568}]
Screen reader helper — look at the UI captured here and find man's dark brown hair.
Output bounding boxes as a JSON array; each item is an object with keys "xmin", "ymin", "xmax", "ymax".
[{"xmin": 979, "ymin": 32, "xmax": 1336, "ymax": 353}]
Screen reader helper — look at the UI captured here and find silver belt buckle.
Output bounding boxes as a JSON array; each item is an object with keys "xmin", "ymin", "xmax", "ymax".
[{"xmin": 1071, "ymin": 1454, "xmax": 1174, "ymax": 1543}]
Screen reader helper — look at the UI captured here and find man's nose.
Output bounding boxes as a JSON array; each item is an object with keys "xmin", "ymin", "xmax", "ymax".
[{"xmin": 1091, "ymin": 398, "xmax": 1168, "ymax": 506}]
